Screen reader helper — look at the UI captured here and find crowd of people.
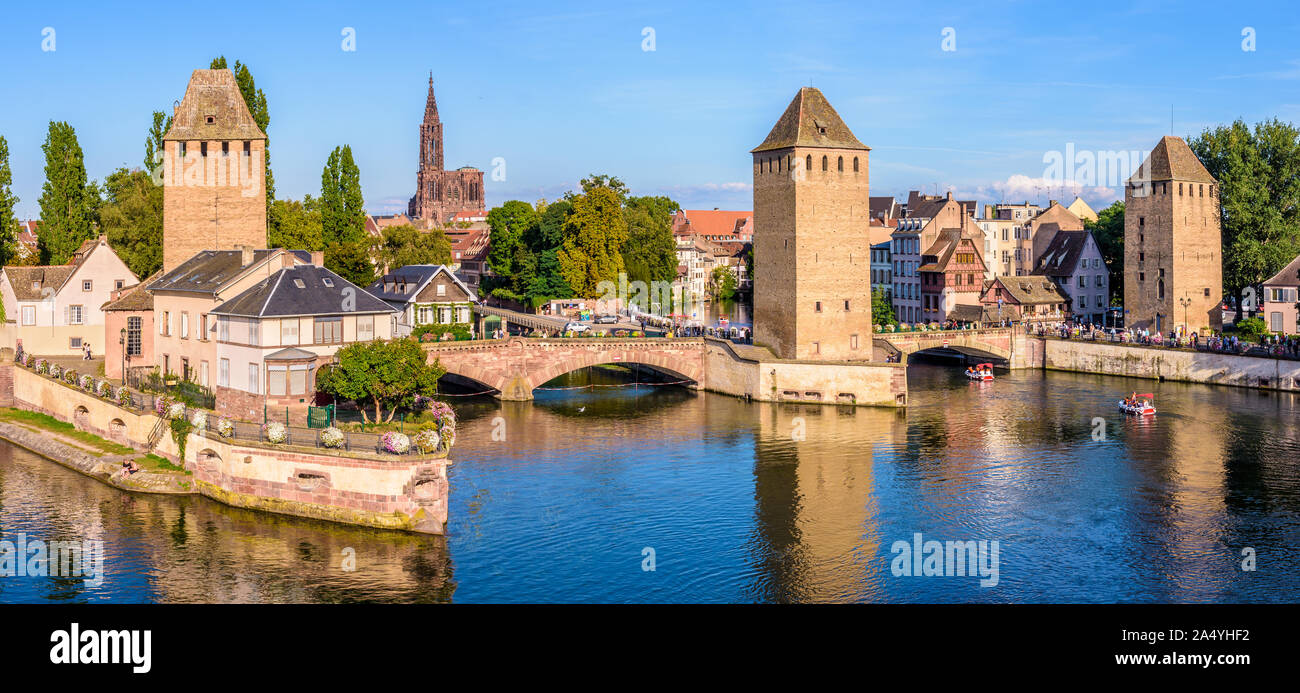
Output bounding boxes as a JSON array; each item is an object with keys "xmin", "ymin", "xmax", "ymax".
[{"xmin": 1024, "ymin": 320, "xmax": 1300, "ymax": 359}]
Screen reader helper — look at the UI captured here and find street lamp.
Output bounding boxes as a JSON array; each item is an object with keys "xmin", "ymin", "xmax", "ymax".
[
  {"xmin": 119, "ymin": 328, "xmax": 126, "ymax": 385},
  {"xmin": 1179, "ymin": 296, "xmax": 1192, "ymax": 337}
]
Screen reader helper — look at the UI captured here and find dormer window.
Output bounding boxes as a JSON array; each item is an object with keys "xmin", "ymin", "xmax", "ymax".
[
  {"xmin": 293, "ymin": 278, "xmax": 306, "ymax": 289},
  {"xmin": 30, "ymin": 281, "xmax": 39, "ymax": 292},
  {"xmin": 205, "ymin": 115, "xmax": 215, "ymax": 124},
  {"xmin": 322, "ymin": 278, "xmax": 334, "ymax": 288}
]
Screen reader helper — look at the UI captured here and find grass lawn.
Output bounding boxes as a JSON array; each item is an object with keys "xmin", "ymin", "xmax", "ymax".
[
  {"xmin": 0, "ymin": 408, "xmax": 136, "ymax": 456},
  {"xmin": 134, "ymin": 453, "xmax": 189, "ymax": 475}
]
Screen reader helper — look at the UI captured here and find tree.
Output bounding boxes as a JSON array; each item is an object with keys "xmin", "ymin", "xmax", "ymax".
[
  {"xmin": 709, "ymin": 264, "xmax": 737, "ymax": 300},
  {"xmin": 1084, "ymin": 201, "xmax": 1124, "ymax": 305},
  {"xmin": 0, "ymin": 135, "xmax": 18, "ymax": 267},
  {"xmin": 377, "ymin": 224, "xmax": 452, "ymax": 271},
  {"xmin": 316, "ymin": 338, "xmax": 446, "ymax": 423},
  {"xmin": 622, "ymin": 195, "xmax": 679, "ymax": 285},
  {"xmin": 99, "ymin": 168, "xmax": 163, "ymax": 278},
  {"xmin": 144, "ymin": 111, "xmax": 172, "ymax": 181},
  {"xmin": 485, "ymin": 200, "xmax": 539, "ymax": 299},
  {"xmin": 1188, "ymin": 119, "xmax": 1300, "ymax": 323},
  {"xmin": 872, "ymin": 290, "xmax": 897, "ymax": 326},
  {"xmin": 268, "ymin": 197, "xmax": 325, "ymax": 251},
  {"xmin": 37, "ymin": 121, "xmax": 96, "ymax": 264},
  {"xmin": 211, "ymin": 57, "xmax": 274, "ymax": 219},
  {"xmin": 325, "ymin": 240, "xmax": 375, "ymax": 288},
  {"xmin": 320, "ymin": 145, "xmax": 366, "ymax": 246},
  {"xmin": 558, "ymin": 182, "xmax": 628, "ymax": 297}
]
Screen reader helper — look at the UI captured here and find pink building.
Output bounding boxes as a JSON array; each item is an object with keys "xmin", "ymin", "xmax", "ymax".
[
  {"xmin": 101, "ymin": 279, "xmax": 156, "ymax": 380},
  {"xmin": 1262, "ymin": 254, "xmax": 1300, "ymax": 335}
]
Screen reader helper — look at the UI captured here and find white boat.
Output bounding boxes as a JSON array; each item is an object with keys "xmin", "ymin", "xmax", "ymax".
[
  {"xmin": 965, "ymin": 363, "xmax": 994, "ymax": 381},
  {"xmin": 1119, "ymin": 393, "xmax": 1156, "ymax": 416}
]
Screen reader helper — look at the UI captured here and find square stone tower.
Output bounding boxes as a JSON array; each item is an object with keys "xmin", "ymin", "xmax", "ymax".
[
  {"xmin": 162, "ymin": 69, "xmax": 268, "ymax": 272},
  {"xmin": 752, "ymin": 87, "xmax": 872, "ymax": 360},
  {"xmin": 1123, "ymin": 136, "xmax": 1222, "ymax": 333}
]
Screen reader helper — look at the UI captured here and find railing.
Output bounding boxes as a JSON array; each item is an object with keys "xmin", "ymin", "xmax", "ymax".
[
  {"xmin": 202, "ymin": 417, "xmax": 443, "ymax": 457},
  {"xmin": 1031, "ymin": 326, "xmax": 1300, "ymax": 361}
]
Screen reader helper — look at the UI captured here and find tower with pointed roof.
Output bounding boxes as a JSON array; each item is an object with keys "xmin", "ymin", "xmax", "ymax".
[
  {"xmin": 1123, "ymin": 135, "xmax": 1222, "ymax": 332},
  {"xmin": 407, "ymin": 76, "xmax": 484, "ymax": 226},
  {"xmin": 162, "ymin": 68, "xmax": 268, "ymax": 272},
  {"xmin": 751, "ymin": 87, "xmax": 872, "ymax": 360}
]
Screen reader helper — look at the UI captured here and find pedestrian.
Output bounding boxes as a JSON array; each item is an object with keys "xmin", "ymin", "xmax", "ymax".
[{"xmin": 83, "ymin": 342, "xmax": 92, "ymax": 360}]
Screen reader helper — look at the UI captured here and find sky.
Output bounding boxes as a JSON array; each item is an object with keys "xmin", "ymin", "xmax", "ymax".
[{"xmin": 2, "ymin": 0, "xmax": 1298, "ymax": 220}]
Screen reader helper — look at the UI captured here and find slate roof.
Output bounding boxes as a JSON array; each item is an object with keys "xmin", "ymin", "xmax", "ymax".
[
  {"xmin": 164, "ymin": 69, "xmax": 266, "ymax": 142},
  {"xmin": 752, "ymin": 87, "xmax": 870, "ymax": 153},
  {"xmin": 1128, "ymin": 135, "xmax": 1216, "ymax": 184},
  {"xmin": 987, "ymin": 277, "xmax": 1070, "ymax": 306},
  {"xmin": 148, "ymin": 249, "xmax": 309, "ymax": 294},
  {"xmin": 365, "ymin": 264, "xmax": 479, "ymax": 304},
  {"xmin": 1032, "ymin": 230, "xmax": 1092, "ymax": 278},
  {"xmin": 101, "ymin": 272, "xmax": 162, "ymax": 311},
  {"xmin": 211, "ymin": 265, "xmax": 396, "ymax": 318},
  {"xmin": 1263, "ymin": 253, "xmax": 1300, "ymax": 287}
]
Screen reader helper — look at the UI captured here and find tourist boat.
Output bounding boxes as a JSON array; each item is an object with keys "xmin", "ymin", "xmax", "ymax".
[
  {"xmin": 1119, "ymin": 393, "xmax": 1156, "ymax": 416},
  {"xmin": 965, "ymin": 363, "xmax": 994, "ymax": 381}
]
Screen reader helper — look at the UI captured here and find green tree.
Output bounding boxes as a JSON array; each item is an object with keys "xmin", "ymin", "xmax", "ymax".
[
  {"xmin": 558, "ymin": 182, "xmax": 628, "ymax": 297},
  {"xmin": 325, "ymin": 240, "xmax": 375, "ymax": 288},
  {"xmin": 622, "ymin": 195, "xmax": 679, "ymax": 285},
  {"xmin": 377, "ymin": 224, "xmax": 452, "ymax": 271},
  {"xmin": 268, "ymin": 197, "xmax": 325, "ymax": 251},
  {"xmin": 98, "ymin": 168, "xmax": 163, "ymax": 278},
  {"xmin": 709, "ymin": 264, "xmax": 737, "ymax": 300},
  {"xmin": 37, "ymin": 121, "xmax": 96, "ymax": 264},
  {"xmin": 320, "ymin": 145, "xmax": 366, "ymax": 246},
  {"xmin": 1084, "ymin": 201, "xmax": 1124, "ymax": 305},
  {"xmin": 211, "ymin": 56, "xmax": 274, "ymax": 218},
  {"xmin": 872, "ymin": 290, "xmax": 897, "ymax": 326},
  {"xmin": 485, "ymin": 200, "xmax": 539, "ymax": 299},
  {"xmin": 527, "ymin": 248, "xmax": 574, "ymax": 304},
  {"xmin": 144, "ymin": 111, "xmax": 172, "ymax": 183},
  {"xmin": 1188, "ymin": 119, "xmax": 1300, "ymax": 323},
  {"xmin": 0, "ymin": 135, "xmax": 18, "ymax": 267},
  {"xmin": 532, "ymin": 198, "xmax": 571, "ymax": 251},
  {"xmin": 316, "ymin": 338, "xmax": 446, "ymax": 423}
]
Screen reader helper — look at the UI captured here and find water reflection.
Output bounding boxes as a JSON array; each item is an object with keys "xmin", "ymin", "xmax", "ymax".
[{"xmin": 2, "ymin": 364, "xmax": 1298, "ymax": 603}]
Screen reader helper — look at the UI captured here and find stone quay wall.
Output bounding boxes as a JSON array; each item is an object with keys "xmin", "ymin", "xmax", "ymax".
[
  {"xmin": 703, "ymin": 338, "xmax": 907, "ymax": 407},
  {"xmin": 0, "ymin": 357, "xmax": 450, "ymax": 534},
  {"xmin": 1041, "ymin": 338, "xmax": 1300, "ymax": 392}
]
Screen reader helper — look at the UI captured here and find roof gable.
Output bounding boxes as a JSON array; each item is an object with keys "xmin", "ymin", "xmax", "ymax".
[{"xmin": 752, "ymin": 87, "xmax": 869, "ymax": 153}]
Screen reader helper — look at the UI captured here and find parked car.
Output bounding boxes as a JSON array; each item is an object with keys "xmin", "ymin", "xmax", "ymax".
[
  {"xmin": 563, "ymin": 322, "xmax": 591, "ymax": 333},
  {"xmin": 595, "ymin": 314, "xmax": 619, "ymax": 324}
]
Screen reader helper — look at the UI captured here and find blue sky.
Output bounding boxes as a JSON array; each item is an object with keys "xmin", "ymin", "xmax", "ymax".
[{"xmin": 2, "ymin": 0, "xmax": 1298, "ymax": 220}]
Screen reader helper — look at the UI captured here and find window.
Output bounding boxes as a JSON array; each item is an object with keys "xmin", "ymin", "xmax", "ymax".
[
  {"xmin": 218, "ymin": 316, "xmax": 230, "ymax": 341},
  {"xmin": 219, "ymin": 358, "xmax": 229, "ymax": 387},
  {"xmin": 821, "ymin": 156, "xmax": 828, "ymax": 171},
  {"xmin": 248, "ymin": 320, "xmax": 260, "ymax": 346},
  {"xmin": 436, "ymin": 284, "xmax": 447, "ymax": 296},
  {"xmin": 268, "ymin": 366, "xmax": 287, "ymax": 396},
  {"xmin": 314, "ymin": 317, "xmax": 342, "ymax": 344},
  {"xmin": 417, "ymin": 307, "xmax": 433, "ymax": 324},
  {"xmin": 200, "ymin": 314, "xmax": 208, "ymax": 340},
  {"xmin": 200, "ymin": 361, "xmax": 209, "ymax": 387},
  {"xmin": 181, "ymin": 312, "xmax": 189, "ymax": 339},
  {"xmin": 850, "ymin": 334, "xmax": 859, "ymax": 350},
  {"xmin": 1272, "ymin": 312, "xmax": 1283, "ymax": 332},
  {"xmin": 70, "ymin": 337, "xmax": 82, "ymax": 349},
  {"xmin": 166, "ymin": 311, "xmax": 173, "ymax": 336},
  {"xmin": 221, "ymin": 141, "xmax": 229, "ymax": 157},
  {"xmin": 843, "ymin": 300, "xmax": 850, "ymax": 311},
  {"xmin": 115, "ymin": 279, "xmax": 124, "ymax": 290},
  {"xmin": 21, "ymin": 306, "xmax": 34, "ymax": 325},
  {"xmin": 68, "ymin": 305, "xmax": 84, "ymax": 325},
  {"xmin": 357, "ymin": 315, "xmax": 374, "ymax": 341},
  {"xmin": 1078, "ymin": 276, "xmax": 1086, "ymax": 288},
  {"xmin": 815, "ymin": 301, "xmax": 822, "ymax": 313},
  {"xmin": 281, "ymin": 319, "xmax": 299, "ymax": 345},
  {"xmin": 248, "ymin": 364, "xmax": 259, "ymax": 395},
  {"xmin": 82, "ymin": 280, "xmax": 92, "ymax": 291},
  {"xmin": 837, "ymin": 156, "xmax": 843, "ymax": 172},
  {"xmin": 290, "ymin": 365, "xmax": 308, "ymax": 396},
  {"xmin": 853, "ymin": 157, "xmax": 859, "ymax": 172},
  {"xmin": 127, "ymin": 316, "xmax": 142, "ymax": 356}
]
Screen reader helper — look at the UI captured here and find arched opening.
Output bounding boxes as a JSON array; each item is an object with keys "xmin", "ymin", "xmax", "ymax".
[
  {"xmin": 853, "ymin": 157, "xmax": 859, "ymax": 172},
  {"xmin": 821, "ymin": 155, "xmax": 828, "ymax": 171},
  {"xmin": 109, "ymin": 418, "xmax": 127, "ymax": 446},
  {"xmin": 806, "ymin": 155, "xmax": 812, "ymax": 172},
  {"xmin": 837, "ymin": 156, "xmax": 844, "ymax": 172},
  {"xmin": 73, "ymin": 406, "xmax": 90, "ymax": 432}
]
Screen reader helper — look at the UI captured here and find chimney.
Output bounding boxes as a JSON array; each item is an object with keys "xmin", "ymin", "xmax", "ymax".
[
  {"xmin": 239, "ymin": 245, "xmax": 254, "ymax": 267},
  {"xmin": 1049, "ymin": 199, "xmax": 1057, "ymax": 207},
  {"xmin": 946, "ymin": 191, "xmax": 954, "ymax": 200},
  {"xmin": 310, "ymin": 250, "xmax": 324, "ymax": 266}
]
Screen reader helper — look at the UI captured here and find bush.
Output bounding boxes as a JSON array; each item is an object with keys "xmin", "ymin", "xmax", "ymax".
[
  {"xmin": 96, "ymin": 380, "xmax": 112, "ymax": 397},
  {"xmin": 35, "ymin": 360, "xmax": 48, "ymax": 374},
  {"xmin": 25, "ymin": 354, "xmax": 35, "ymax": 368},
  {"xmin": 190, "ymin": 410, "xmax": 207, "ymax": 433},
  {"xmin": 79, "ymin": 374, "xmax": 94, "ymax": 391},
  {"xmin": 116, "ymin": 386, "xmax": 132, "ymax": 406},
  {"xmin": 439, "ymin": 423, "xmax": 456, "ymax": 452},
  {"xmin": 217, "ymin": 418, "xmax": 235, "ymax": 438},
  {"xmin": 166, "ymin": 401, "xmax": 185, "ymax": 421},
  {"xmin": 1236, "ymin": 317, "xmax": 1268, "ymax": 338},
  {"xmin": 412, "ymin": 427, "xmax": 440, "ymax": 454},
  {"xmin": 320, "ymin": 426, "xmax": 345, "ymax": 449},
  {"xmin": 381, "ymin": 431, "xmax": 410, "ymax": 454},
  {"xmin": 263, "ymin": 422, "xmax": 287, "ymax": 444}
]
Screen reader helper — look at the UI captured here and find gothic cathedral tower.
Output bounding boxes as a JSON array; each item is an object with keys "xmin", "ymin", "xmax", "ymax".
[
  {"xmin": 752, "ymin": 87, "xmax": 872, "ymax": 361},
  {"xmin": 408, "ymin": 75, "xmax": 485, "ymax": 225},
  {"xmin": 162, "ymin": 69, "xmax": 268, "ymax": 272},
  {"xmin": 1123, "ymin": 136, "xmax": 1223, "ymax": 333}
]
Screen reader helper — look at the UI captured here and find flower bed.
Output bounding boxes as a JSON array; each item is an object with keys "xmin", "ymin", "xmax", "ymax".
[
  {"xmin": 381, "ymin": 431, "xmax": 410, "ymax": 454},
  {"xmin": 263, "ymin": 422, "xmax": 286, "ymax": 444},
  {"xmin": 217, "ymin": 417, "xmax": 235, "ymax": 438}
]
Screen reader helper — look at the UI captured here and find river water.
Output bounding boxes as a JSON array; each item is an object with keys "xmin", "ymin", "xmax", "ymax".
[{"xmin": 2, "ymin": 365, "xmax": 1298, "ymax": 603}]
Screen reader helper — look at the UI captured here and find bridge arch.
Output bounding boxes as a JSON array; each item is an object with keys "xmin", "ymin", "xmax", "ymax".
[{"xmin": 874, "ymin": 329, "xmax": 1017, "ymax": 365}]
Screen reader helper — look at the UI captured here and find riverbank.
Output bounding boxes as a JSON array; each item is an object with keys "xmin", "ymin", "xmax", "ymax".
[{"xmin": 1039, "ymin": 337, "xmax": 1300, "ymax": 392}]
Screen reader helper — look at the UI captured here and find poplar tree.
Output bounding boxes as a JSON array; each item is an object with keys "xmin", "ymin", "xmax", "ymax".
[
  {"xmin": 320, "ymin": 145, "xmax": 371, "ymax": 285},
  {"xmin": 37, "ymin": 121, "xmax": 96, "ymax": 264},
  {"xmin": 0, "ymin": 135, "xmax": 19, "ymax": 267}
]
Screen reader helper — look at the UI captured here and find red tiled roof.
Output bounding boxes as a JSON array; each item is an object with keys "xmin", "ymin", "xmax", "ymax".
[{"xmin": 672, "ymin": 210, "xmax": 753, "ymax": 240}]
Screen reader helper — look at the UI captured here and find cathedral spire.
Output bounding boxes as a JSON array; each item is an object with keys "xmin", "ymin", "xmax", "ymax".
[{"xmin": 424, "ymin": 72, "xmax": 439, "ymax": 121}]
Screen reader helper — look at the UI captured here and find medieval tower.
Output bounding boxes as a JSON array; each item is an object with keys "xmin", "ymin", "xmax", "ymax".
[
  {"xmin": 1123, "ymin": 136, "xmax": 1222, "ymax": 333},
  {"xmin": 407, "ymin": 75, "xmax": 485, "ymax": 225},
  {"xmin": 162, "ymin": 69, "xmax": 268, "ymax": 272},
  {"xmin": 752, "ymin": 87, "xmax": 873, "ymax": 361}
]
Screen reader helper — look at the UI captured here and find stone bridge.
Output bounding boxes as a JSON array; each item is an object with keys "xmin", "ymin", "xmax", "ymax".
[
  {"xmin": 424, "ymin": 337, "xmax": 708, "ymax": 400},
  {"xmin": 874, "ymin": 328, "xmax": 1027, "ymax": 364}
]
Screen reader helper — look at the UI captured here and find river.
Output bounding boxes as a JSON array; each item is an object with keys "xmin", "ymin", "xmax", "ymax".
[{"xmin": 2, "ymin": 364, "xmax": 1298, "ymax": 603}]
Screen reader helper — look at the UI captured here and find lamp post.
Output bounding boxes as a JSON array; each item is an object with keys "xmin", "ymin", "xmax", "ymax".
[
  {"xmin": 119, "ymin": 328, "xmax": 126, "ymax": 385},
  {"xmin": 1179, "ymin": 297, "xmax": 1192, "ymax": 338}
]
